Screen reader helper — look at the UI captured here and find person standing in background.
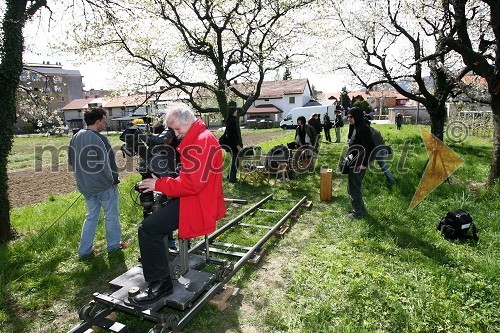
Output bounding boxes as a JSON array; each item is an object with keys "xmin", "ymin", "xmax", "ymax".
[
  {"xmin": 323, "ymin": 113, "xmax": 332, "ymax": 143},
  {"xmin": 308, "ymin": 113, "xmax": 322, "ymax": 136},
  {"xmin": 224, "ymin": 109, "xmax": 243, "ymax": 183},
  {"xmin": 396, "ymin": 113, "xmax": 403, "ymax": 130},
  {"xmin": 333, "ymin": 108, "xmax": 344, "ymax": 143}
]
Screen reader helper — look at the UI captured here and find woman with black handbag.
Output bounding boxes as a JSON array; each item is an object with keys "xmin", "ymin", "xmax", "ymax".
[{"xmin": 345, "ymin": 107, "xmax": 375, "ymax": 219}]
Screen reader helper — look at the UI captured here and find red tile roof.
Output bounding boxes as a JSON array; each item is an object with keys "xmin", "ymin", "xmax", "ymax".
[
  {"xmin": 461, "ymin": 74, "xmax": 487, "ymax": 86},
  {"xmin": 231, "ymin": 79, "xmax": 310, "ymax": 99},
  {"xmin": 247, "ymin": 104, "xmax": 283, "ymax": 114},
  {"xmin": 104, "ymin": 94, "xmax": 149, "ymax": 108},
  {"xmin": 61, "ymin": 98, "xmax": 92, "ymax": 110},
  {"xmin": 259, "ymin": 79, "xmax": 309, "ymax": 98}
]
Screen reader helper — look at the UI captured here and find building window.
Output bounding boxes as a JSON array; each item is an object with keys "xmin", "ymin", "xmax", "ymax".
[
  {"xmin": 108, "ymin": 109, "xmax": 113, "ymax": 116},
  {"xmin": 60, "ymin": 97, "xmax": 65, "ymax": 102},
  {"xmin": 289, "ymin": 96, "xmax": 296, "ymax": 104},
  {"xmin": 20, "ymin": 75, "xmax": 28, "ymax": 81},
  {"xmin": 55, "ymin": 87, "xmax": 63, "ymax": 93},
  {"xmin": 53, "ymin": 76, "xmax": 62, "ymax": 82},
  {"xmin": 31, "ymin": 74, "xmax": 40, "ymax": 81},
  {"xmin": 44, "ymin": 87, "xmax": 51, "ymax": 93}
]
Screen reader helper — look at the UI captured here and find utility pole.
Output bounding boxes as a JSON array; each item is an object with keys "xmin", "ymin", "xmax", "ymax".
[{"xmin": 416, "ymin": 102, "xmax": 420, "ymax": 125}]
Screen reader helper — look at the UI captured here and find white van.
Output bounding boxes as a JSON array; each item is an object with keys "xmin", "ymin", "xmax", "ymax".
[{"xmin": 279, "ymin": 104, "xmax": 337, "ymax": 129}]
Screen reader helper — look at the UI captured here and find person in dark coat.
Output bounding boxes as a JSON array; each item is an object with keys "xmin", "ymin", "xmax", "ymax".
[
  {"xmin": 225, "ymin": 110, "xmax": 243, "ymax": 183},
  {"xmin": 295, "ymin": 115, "xmax": 316, "ymax": 146},
  {"xmin": 308, "ymin": 113, "xmax": 322, "ymax": 135},
  {"xmin": 323, "ymin": 113, "xmax": 332, "ymax": 143},
  {"xmin": 333, "ymin": 109, "xmax": 343, "ymax": 143},
  {"xmin": 345, "ymin": 107, "xmax": 375, "ymax": 219},
  {"xmin": 396, "ymin": 113, "xmax": 403, "ymax": 130}
]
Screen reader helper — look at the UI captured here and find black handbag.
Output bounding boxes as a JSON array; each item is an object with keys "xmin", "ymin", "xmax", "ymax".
[
  {"xmin": 339, "ymin": 153, "xmax": 356, "ymax": 174},
  {"xmin": 218, "ymin": 132, "xmax": 228, "ymax": 145}
]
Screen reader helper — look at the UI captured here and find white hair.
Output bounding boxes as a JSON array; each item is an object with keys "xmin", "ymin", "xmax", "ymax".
[{"xmin": 164, "ymin": 103, "xmax": 196, "ymax": 127}]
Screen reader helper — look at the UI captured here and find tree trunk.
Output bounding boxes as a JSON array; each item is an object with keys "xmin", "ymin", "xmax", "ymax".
[
  {"xmin": 216, "ymin": 90, "xmax": 229, "ymax": 121},
  {"xmin": 430, "ymin": 116, "xmax": 445, "ymax": 141},
  {"xmin": 424, "ymin": 100, "xmax": 447, "ymax": 142},
  {"xmin": 489, "ymin": 95, "xmax": 500, "ymax": 185},
  {"xmin": 0, "ymin": 0, "xmax": 29, "ymax": 243}
]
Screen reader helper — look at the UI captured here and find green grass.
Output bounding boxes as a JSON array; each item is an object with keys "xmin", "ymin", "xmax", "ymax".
[
  {"xmin": 8, "ymin": 128, "xmax": 292, "ymax": 171},
  {"xmin": 8, "ymin": 132, "xmax": 125, "ymax": 171},
  {"xmin": 1, "ymin": 125, "xmax": 499, "ymax": 332}
]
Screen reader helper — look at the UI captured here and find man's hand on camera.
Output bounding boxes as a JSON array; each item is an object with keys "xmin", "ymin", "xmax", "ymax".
[{"xmin": 139, "ymin": 175, "xmax": 159, "ymax": 193}]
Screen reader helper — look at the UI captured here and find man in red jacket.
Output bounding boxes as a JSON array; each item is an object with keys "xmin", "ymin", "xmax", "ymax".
[{"xmin": 133, "ymin": 104, "xmax": 226, "ymax": 304}]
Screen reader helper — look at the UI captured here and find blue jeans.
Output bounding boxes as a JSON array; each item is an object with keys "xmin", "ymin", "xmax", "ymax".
[
  {"xmin": 79, "ymin": 187, "xmax": 121, "ymax": 257},
  {"xmin": 374, "ymin": 148, "xmax": 397, "ymax": 185}
]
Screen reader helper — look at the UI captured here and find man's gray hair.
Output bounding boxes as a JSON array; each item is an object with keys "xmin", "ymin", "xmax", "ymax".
[{"xmin": 164, "ymin": 103, "xmax": 196, "ymax": 126}]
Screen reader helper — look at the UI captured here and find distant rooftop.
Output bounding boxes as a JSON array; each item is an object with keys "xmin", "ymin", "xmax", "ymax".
[{"xmin": 24, "ymin": 62, "xmax": 81, "ymax": 76}]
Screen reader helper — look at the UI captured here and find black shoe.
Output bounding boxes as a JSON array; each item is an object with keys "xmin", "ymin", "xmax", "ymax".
[
  {"xmin": 347, "ymin": 212, "xmax": 363, "ymax": 219},
  {"xmin": 133, "ymin": 278, "xmax": 174, "ymax": 304}
]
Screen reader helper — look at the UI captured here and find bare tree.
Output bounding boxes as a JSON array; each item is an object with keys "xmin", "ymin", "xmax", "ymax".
[
  {"xmin": 331, "ymin": 0, "xmax": 471, "ymax": 140},
  {"xmin": 443, "ymin": 0, "xmax": 500, "ymax": 184}
]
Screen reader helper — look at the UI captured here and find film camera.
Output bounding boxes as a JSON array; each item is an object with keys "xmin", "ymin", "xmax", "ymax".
[{"xmin": 119, "ymin": 125, "xmax": 180, "ymax": 216}]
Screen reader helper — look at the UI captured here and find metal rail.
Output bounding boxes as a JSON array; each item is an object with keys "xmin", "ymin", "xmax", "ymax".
[
  {"xmin": 68, "ymin": 194, "xmax": 307, "ymax": 333},
  {"xmin": 174, "ymin": 195, "xmax": 307, "ymax": 331},
  {"xmin": 190, "ymin": 193, "xmax": 274, "ymax": 253}
]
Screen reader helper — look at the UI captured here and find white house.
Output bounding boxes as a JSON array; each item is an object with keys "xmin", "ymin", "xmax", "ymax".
[
  {"xmin": 244, "ymin": 78, "xmax": 313, "ymax": 123},
  {"xmin": 61, "ymin": 79, "xmax": 315, "ymax": 129}
]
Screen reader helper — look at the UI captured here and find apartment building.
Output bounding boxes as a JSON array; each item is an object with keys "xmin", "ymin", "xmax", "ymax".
[{"xmin": 21, "ymin": 62, "xmax": 84, "ymax": 109}]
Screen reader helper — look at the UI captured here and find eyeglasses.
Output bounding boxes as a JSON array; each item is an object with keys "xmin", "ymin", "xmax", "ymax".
[{"xmin": 347, "ymin": 116, "xmax": 353, "ymax": 119}]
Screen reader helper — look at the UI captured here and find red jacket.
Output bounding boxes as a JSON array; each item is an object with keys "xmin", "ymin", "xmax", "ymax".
[{"xmin": 155, "ymin": 119, "xmax": 226, "ymax": 239}]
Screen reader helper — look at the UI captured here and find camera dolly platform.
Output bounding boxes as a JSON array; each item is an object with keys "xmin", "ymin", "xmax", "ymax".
[{"xmin": 68, "ymin": 194, "xmax": 311, "ymax": 333}]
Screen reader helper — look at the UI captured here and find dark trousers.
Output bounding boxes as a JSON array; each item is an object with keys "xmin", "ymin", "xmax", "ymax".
[
  {"xmin": 138, "ymin": 198, "xmax": 179, "ymax": 282},
  {"xmin": 324, "ymin": 128, "xmax": 332, "ymax": 142},
  {"xmin": 347, "ymin": 168, "xmax": 366, "ymax": 216},
  {"xmin": 228, "ymin": 147, "xmax": 238, "ymax": 182}
]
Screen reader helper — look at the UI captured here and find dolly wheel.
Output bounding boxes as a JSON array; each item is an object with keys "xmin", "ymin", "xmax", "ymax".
[
  {"xmin": 78, "ymin": 303, "xmax": 92, "ymax": 320},
  {"xmin": 215, "ymin": 261, "xmax": 234, "ymax": 282},
  {"xmin": 164, "ymin": 313, "xmax": 179, "ymax": 328},
  {"xmin": 148, "ymin": 314, "xmax": 179, "ymax": 333},
  {"xmin": 222, "ymin": 261, "xmax": 234, "ymax": 279}
]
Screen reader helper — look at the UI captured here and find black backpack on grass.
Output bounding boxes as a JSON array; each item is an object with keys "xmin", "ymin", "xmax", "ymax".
[{"xmin": 436, "ymin": 209, "xmax": 478, "ymax": 241}]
